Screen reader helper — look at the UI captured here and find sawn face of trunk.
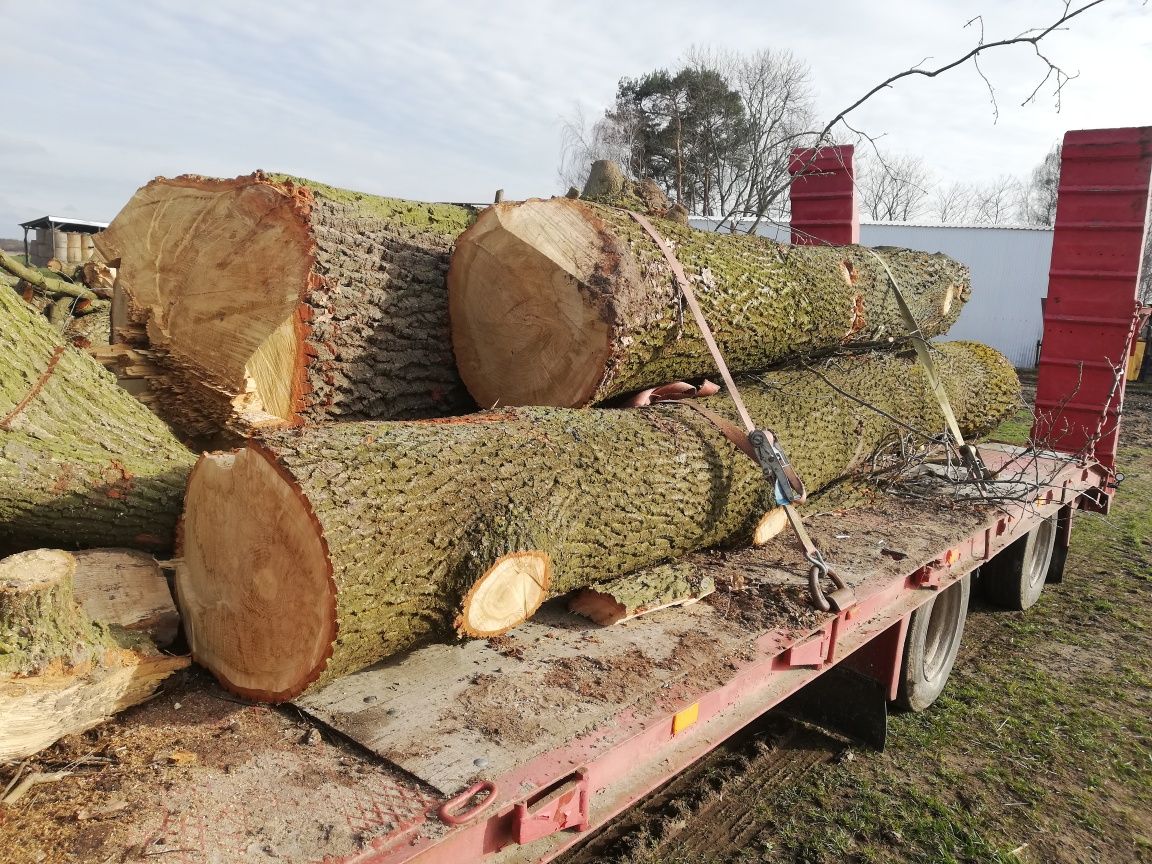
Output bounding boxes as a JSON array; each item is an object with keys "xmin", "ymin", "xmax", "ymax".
[
  {"xmin": 94, "ymin": 172, "xmax": 477, "ymax": 441},
  {"xmin": 176, "ymin": 341, "xmax": 1019, "ymax": 702}
]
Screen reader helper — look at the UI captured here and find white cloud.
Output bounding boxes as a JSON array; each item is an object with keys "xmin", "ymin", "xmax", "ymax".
[{"xmin": 0, "ymin": 0, "xmax": 1149, "ymax": 232}]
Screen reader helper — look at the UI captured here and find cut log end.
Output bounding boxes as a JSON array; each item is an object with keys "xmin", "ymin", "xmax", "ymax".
[
  {"xmin": 449, "ymin": 202, "xmax": 615, "ymax": 408},
  {"xmin": 0, "ymin": 548, "xmax": 76, "ymax": 594},
  {"xmin": 753, "ymin": 508, "xmax": 790, "ymax": 546},
  {"xmin": 455, "ymin": 551, "xmax": 551, "ymax": 638},
  {"xmin": 175, "ymin": 446, "xmax": 336, "ymax": 702}
]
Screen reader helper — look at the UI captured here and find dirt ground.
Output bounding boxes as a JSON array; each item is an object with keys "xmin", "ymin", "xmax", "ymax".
[{"xmin": 560, "ymin": 385, "xmax": 1152, "ymax": 864}]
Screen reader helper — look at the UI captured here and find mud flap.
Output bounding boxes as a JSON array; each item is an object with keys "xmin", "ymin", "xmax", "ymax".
[{"xmin": 776, "ymin": 666, "xmax": 888, "ymax": 751}]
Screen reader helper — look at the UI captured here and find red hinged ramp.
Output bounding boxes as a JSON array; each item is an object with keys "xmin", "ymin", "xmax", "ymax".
[{"xmin": 1033, "ymin": 126, "xmax": 1152, "ymax": 482}]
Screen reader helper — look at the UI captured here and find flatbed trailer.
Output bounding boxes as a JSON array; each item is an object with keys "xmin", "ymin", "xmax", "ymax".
[
  {"xmin": 295, "ymin": 445, "xmax": 1107, "ymax": 864},
  {"xmin": 5, "ymin": 126, "xmax": 1148, "ymax": 864}
]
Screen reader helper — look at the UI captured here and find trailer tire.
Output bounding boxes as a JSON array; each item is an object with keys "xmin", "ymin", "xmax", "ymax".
[
  {"xmin": 980, "ymin": 520, "xmax": 1057, "ymax": 611},
  {"xmin": 895, "ymin": 573, "xmax": 970, "ymax": 713}
]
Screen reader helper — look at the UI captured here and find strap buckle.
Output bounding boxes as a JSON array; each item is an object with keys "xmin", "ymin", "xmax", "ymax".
[{"xmin": 749, "ymin": 429, "xmax": 806, "ymax": 505}]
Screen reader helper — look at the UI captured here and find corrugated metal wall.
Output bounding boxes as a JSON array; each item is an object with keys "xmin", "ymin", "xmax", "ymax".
[
  {"xmin": 688, "ymin": 218, "xmax": 1054, "ymax": 369},
  {"xmin": 860, "ymin": 223, "xmax": 1053, "ymax": 369}
]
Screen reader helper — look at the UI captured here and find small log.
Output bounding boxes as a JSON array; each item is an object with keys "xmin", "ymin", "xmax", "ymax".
[
  {"xmin": 455, "ymin": 551, "xmax": 551, "ymax": 637},
  {"xmin": 0, "ymin": 549, "xmax": 188, "ymax": 760},
  {"xmin": 568, "ymin": 561, "xmax": 715, "ymax": 625},
  {"xmin": 48, "ymin": 296, "xmax": 73, "ymax": 330},
  {"xmin": 0, "ymin": 250, "xmax": 97, "ymax": 301}
]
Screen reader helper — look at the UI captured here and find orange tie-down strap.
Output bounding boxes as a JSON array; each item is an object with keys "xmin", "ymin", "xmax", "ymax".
[{"xmin": 624, "ymin": 210, "xmax": 853, "ymax": 612}]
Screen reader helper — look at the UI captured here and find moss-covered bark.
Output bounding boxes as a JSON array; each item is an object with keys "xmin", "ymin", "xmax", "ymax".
[
  {"xmin": 179, "ymin": 341, "xmax": 1019, "ymax": 698},
  {"xmin": 0, "ymin": 285, "xmax": 195, "ymax": 553},
  {"xmin": 0, "ymin": 550, "xmax": 118, "ymax": 676},
  {"xmin": 450, "ymin": 197, "xmax": 971, "ymax": 408}
]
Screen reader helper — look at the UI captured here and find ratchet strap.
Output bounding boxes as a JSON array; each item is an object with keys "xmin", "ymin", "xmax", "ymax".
[
  {"xmin": 628, "ymin": 210, "xmax": 852, "ymax": 612},
  {"xmin": 864, "ymin": 249, "xmax": 991, "ymax": 491}
]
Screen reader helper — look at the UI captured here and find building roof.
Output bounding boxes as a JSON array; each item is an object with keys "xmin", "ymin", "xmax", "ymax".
[
  {"xmin": 19, "ymin": 216, "xmax": 109, "ymax": 233},
  {"xmin": 860, "ymin": 219, "xmax": 1052, "ymax": 232}
]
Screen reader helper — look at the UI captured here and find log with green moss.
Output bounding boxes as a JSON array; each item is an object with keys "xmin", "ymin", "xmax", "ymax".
[
  {"xmin": 0, "ymin": 549, "xmax": 188, "ymax": 759},
  {"xmin": 176, "ymin": 341, "xmax": 1018, "ymax": 702},
  {"xmin": 448, "ymin": 197, "xmax": 970, "ymax": 408},
  {"xmin": 94, "ymin": 172, "xmax": 477, "ymax": 442},
  {"xmin": 0, "ymin": 284, "xmax": 195, "ymax": 553}
]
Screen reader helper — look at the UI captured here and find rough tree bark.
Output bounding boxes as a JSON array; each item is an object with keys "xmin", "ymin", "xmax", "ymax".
[
  {"xmin": 0, "ymin": 284, "xmax": 195, "ymax": 553},
  {"xmin": 176, "ymin": 341, "xmax": 1019, "ymax": 702},
  {"xmin": 94, "ymin": 173, "xmax": 477, "ymax": 442},
  {"xmin": 449, "ymin": 197, "xmax": 970, "ymax": 408},
  {"xmin": 0, "ymin": 549, "xmax": 188, "ymax": 759}
]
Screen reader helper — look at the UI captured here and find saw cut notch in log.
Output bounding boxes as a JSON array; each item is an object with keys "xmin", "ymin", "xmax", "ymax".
[
  {"xmin": 176, "ymin": 341, "xmax": 1019, "ymax": 702},
  {"xmin": 95, "ymin": 172, "xmax": 477, "ymax": 440},
  {"xmin": 448, "ymin": 197, "xmax": 970, "ymax": 408}
]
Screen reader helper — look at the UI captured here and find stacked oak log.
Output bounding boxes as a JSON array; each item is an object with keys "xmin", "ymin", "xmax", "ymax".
[{"xmin": 2, "ymin": 168, "xmax": 1021, "ymax": 716}]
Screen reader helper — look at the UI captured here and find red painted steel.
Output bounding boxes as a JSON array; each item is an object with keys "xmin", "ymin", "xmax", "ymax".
[
  {"xmin": 788, "ymin": 145, "xmax": 860, "ymax": 245},
  {"xmin": 1033, "ymin": 126, "xmax": 1152, "ymax": 479}
]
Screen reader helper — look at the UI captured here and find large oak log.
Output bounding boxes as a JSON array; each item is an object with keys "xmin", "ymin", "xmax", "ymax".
[
  {"xmin": 0, "ymin": 284, "xmax": 195, "ymax": 553},
  {"xmin": 0, "ymin": 549, "xmax": 188, "ymax": 759},
  {"xmin": 176, "ymin": 342, "xmax": 1018, "ymax": 702},
  {"xmin": 94, "ymin": 173, "xmax": 477, "ymax": 442},
  {"xmin": 449, "ymin": 197, "xmax": 969, "ymax": 408}
]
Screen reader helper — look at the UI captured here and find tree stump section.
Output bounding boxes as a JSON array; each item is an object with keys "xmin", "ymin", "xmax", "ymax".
[
  {"xmin": 449, "ymin": 197, "xmax": 968, "ymax": 408},
  {"xmin": 176, "ymin": 342, "xmax": 1019, "ymax": 702},
  {"xmin": 0, "ymin": 549, "xmax": 188, "ymax": 759}
]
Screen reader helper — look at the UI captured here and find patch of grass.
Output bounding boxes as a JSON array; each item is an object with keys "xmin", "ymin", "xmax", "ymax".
[{"xmin": 733, "ymin": 442, "xmax": 1152, "ymax": 863}]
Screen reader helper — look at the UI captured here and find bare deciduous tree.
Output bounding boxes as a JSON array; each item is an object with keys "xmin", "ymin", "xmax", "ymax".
[
  {"xmin": 968, "ymin": 175, "xmax": 1023, "ymax": 224},
  {"xmin": 932, "ymin": 182, "xmax": 976, "ymax": 223},
  {"xmin": 858, "ymin": 153, "xmax": 934, "ymax": 222},
  {"xmin": 1019, "ymin": 143, "xmax": 1062, "ymax": 226}
]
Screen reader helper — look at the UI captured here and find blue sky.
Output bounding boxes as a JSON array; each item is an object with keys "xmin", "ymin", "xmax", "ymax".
[{"xmin": 1, "ymin": 0, "xmax": 1149, "ymax": 233}]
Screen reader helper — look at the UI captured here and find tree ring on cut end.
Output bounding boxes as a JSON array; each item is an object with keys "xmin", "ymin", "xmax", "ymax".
[
  {"xmin": 456, "ymin": 551, "xmax": 552, "ymax": 638},
  {"xmin": 449, "ymin": 201, "xmax": 615, "ymax": 408},
  {"xmin": 176, "ymin": 446, "xmax": 335, "ymax": 702},
  {"xmin": 753, "ymin": 508, "xmax": 790, "ymax": 546}
]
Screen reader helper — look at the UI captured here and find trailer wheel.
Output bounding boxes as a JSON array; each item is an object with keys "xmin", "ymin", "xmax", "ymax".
[
  {"xmin": 980, "ymin": 520, "xmax": 1057, "ymax": 611},
  {"xmin": 895, "ymin": 573, "xmax": 970, "ymax": 712}
]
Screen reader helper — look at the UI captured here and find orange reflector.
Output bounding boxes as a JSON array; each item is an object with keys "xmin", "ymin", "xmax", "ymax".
[
  {"xmin": 672, "ymin": 703, "xmax": 699, "ymax": 735},
  {"xmin": 944, "ymin": 548, "xmax": 959, "ymax": 565}
]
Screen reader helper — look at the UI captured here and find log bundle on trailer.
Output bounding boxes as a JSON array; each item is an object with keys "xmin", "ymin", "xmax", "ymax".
[
  {"xmin": 448, "ymin": 197, "xmax": 970, "ymax": 408},
  {"xmin": 94, "ymin": 172, "xmax": 477, "ymax": 442},
  {"xmin": 175, "ymin": 341, "xmax": 1019, "ymax": 702},
  {"xmin": 0, "ymin": 284, "xmax": 195, "ymax": 554}
]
